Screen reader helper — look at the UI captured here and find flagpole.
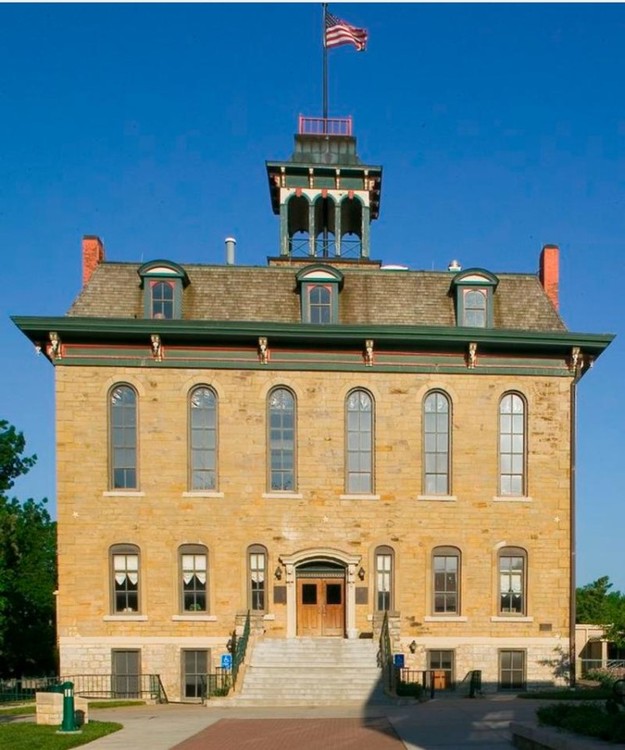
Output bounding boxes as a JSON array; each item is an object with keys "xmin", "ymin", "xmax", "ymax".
[{"xmin": 322, "ymin": 3, "xmax": 328, "ymax": 127}]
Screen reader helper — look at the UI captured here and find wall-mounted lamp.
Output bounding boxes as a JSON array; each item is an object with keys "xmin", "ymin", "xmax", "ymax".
[
  {"xmin": 226, "ymin": 637, "xmax": 234, "ymax": 653},
  {"xmin": 274, "ymin": 566, "xmax": 282, "ymax": 580},
  {"xmin": 358, "ymin": 567, "xmax": 366, "ymax": 581},
  {"xmin": 409, "ymin": 640, "xmax": 417, "ymax": 654}
]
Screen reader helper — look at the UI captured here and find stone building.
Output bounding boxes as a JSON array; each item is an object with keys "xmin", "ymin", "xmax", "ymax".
[{"xmin": 13, "ymin": 116, "xmax": 613, "ymax": 701}]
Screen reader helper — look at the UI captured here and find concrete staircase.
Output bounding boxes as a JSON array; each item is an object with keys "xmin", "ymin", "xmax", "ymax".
[{"xmin": 225, "ymin": 637, "xmax": 388, "ymax": 706}]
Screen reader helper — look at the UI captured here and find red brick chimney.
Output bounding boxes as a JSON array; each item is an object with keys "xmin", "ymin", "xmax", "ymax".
[
  {"xmin": 539, "ymin": 244, "xmax": 559, "ymax": 311},
  {"xmin": 82, "ymin": 235, "xmax": 105, "ymax": 286}
]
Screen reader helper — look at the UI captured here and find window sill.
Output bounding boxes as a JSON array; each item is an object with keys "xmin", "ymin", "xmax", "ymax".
[
  {"xmin": 424, "ymin": 615, "xmax": 467, "ymax": 622},
  {"xmin": 263, "ymin": 613, "xmax": 276, "ymax": 621},
  {"xmin": 418, "ymin": 494, "xmax": 457, "ymax": 502},
  {"xmin": 103, "ymin": 615, "xmax": 148, "ymax": 622},
  {"xmin": 171, "ymin": 614, "xmax": 217, "ymax": 622},
  {"xmin": 103, "ymin": 491, "xmax": 145, "ymax": 497},
  {"xmin": 262, "ymin": 492, "xmax": 303, "ymax": 499},
  {"xmin": 182, "ymin": 491, "xmax": 224, "ymax": 498},
  {"xmin": 490, "ymin": 616, "xmax": 534, "ymax": 623},
  {"xmin": 340, "ymin": 494, "xmax": 380, "ymax": 501},
  {"xmin": 493, "ymin": 496, "xmax": 533, "ymax": 503}
]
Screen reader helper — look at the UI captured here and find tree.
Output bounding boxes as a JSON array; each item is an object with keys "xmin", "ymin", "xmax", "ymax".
[
  {"xmin": 0, "ymin": 420, "xmax": 56, "ymax": 675},
  {"xmin": 576, "ymin": 576, "xmax": 625, "ymax": 648}
]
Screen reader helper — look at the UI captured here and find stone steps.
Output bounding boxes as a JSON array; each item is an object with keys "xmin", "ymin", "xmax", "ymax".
[{"xmin": 227, "ymin": 637, "xmax": 387, "ymax": 707}]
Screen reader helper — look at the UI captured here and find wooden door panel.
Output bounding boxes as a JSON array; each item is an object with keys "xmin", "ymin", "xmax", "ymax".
[
  {"xmin": 298, "ymin": 580, "xmax": 321, "ymax": 635},
  {"xmin": 322, "ymin": 582, "xmax": 344, "ymax": 636}
]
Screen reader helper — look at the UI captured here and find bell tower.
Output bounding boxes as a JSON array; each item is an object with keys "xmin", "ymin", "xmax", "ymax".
[{"xmin": 266, "ymin": 116, "xmax": 382, "ymax": 260}]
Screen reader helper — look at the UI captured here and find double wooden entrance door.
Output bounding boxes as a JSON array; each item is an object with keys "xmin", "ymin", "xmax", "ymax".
[{"xmin": 297, "ymin": 577, "xmax": 345, "ymax": 636}]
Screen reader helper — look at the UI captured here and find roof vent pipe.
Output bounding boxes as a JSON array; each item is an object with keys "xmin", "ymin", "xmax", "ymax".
[
  {"xmin": 225, "ymin": 237, "xmax": 236, "ymax": 265},
  {"xmin": 448, "ymin": 259, "xmax": 462, "ymax": 272}
]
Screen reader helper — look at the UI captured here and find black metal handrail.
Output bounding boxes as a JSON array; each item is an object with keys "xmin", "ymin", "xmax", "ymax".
[
  {"xmin": 0, "ymin": 674, "xmax": 167, "ymax": 703},
  {"xmin": 231, "ymin": 610, "xmax": 251, "ymax": 690},
  {"xmin": 460, "ymin": 669, "xmax": 482, "ymax": 698},
  {"xmin": 379, "ymin": 611, "xmax": 396, "ymax": 695}
]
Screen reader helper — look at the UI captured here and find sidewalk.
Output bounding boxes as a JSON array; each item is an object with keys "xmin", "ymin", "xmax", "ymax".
[{"xmin": 83, "ymin": 695, "xmax": 544, "ymax": 750}]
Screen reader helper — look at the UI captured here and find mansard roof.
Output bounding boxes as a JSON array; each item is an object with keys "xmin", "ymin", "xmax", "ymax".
[{"xmin": 67, "ymin": 261, "xmax": 566, "ymax": 333}]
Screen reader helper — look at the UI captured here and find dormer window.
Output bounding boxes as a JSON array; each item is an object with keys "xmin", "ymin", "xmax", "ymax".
[
  {"xmin": 138, "ymin": 260, "xmax": 190, "ymax": 320},
  {"xmin": 309, "ymin": 285, "xmax": 332, "ymax": 323},
  {"xmin": 450, "ymin": 268, "xmax": 499, "ymax": 328},
  {"xmin": 152, "ymin": 281, "xmax": 174, "ymax": 319},
  {"xmin": 296, "ymin": 264, "xmax": 343, "ymax": 324}
]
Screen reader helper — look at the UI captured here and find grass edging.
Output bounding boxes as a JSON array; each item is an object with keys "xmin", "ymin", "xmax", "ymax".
[{"xmin": 0, "ymin": 720, "xmax": 122, "ymax": 749}]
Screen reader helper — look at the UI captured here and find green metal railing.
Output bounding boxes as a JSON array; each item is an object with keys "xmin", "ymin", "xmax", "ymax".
[
  {"xmin": 231, "ymin": 610, "xmax": 251, "ymax": 689},
  {"xmin": 379, "ymin": 611, "xmax": 396, "ymax": 695},
  {"xmin": 459, "ymin": 669, "xmax": 482, "ymax": 698}
]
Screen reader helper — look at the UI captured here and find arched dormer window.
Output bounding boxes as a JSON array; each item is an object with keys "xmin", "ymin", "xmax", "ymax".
[
  {"xmin": 138, "ymin": 260, "xmax": 190, "ymax": 320},
  {"xmin": 296, "ymin": 264, "xmax": 343, "ymax": 324},
  {"xmin": 450, "ymin": 268, "xmax": 499, "ymax": 328}
]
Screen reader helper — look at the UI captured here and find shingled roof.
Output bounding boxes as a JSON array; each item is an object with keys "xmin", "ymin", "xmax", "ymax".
[{"xmin": 67, "ymin": 261, "xmax": 566, "ymax": 332}]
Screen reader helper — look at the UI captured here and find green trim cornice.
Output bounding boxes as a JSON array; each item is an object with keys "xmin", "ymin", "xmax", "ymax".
[{"xmin": 11, "ymin": 315, "xmax": 614, "ymax": 358}]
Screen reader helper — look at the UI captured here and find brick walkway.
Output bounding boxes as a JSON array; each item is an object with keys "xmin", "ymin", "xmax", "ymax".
[{"xmin": 172, "ymin": 717, "xmax": 405, "ymax": 750}]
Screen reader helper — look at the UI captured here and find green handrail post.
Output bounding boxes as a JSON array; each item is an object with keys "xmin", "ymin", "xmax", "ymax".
[{"xmin": 60, "ymin": 681, "xmax": 79, "ymax": 732}]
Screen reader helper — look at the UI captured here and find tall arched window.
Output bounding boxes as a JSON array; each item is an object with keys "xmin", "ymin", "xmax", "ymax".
[
  {"xmin": 423, "ymin": 391, "xmax": 451, "ymax": 495},
  {"xmin": 499, "ymin": 392, "xmax": 527, "ymax": 496},
  {"xmin": 346, "ymin": 389, "xmax": 374, "ymax": 493},
  {"xmin": 110, "ymin": 543, "xmax": 140, "ymax": 614},
  {"xmin": 189, "ymin": 386, "xmax": 217, "ymax": 491},
  {"xmin": 110, "ymin": 385, "xmax": 138, "ymax": 490},
  {"xmin": 375, "ymin": 545, "xmax": 394, "ymax": 611},
  {"xmin": 498, "ymin": 547, "xmax": 527, "ymax": 615},
  {"xmin": 268, "ymin": 388, "xmax": 296, "ymax": 491},
  {"xmin": 432, "ymin": 546, "xmax": 460, "ymax": 614},
  {"xmin": 179, "ymin": 544, "xmax": 208, "ymax": 613},
  {"xmin": 248, "ymin": 544, "xmax": 268, "ymax": 612}
]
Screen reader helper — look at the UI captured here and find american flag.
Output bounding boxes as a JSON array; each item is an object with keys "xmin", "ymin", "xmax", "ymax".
[{"xmin": 324, "ymin": 11, "xmax": 368, "ymax": 52}]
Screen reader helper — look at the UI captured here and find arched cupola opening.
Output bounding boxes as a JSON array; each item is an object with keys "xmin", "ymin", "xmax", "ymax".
[
  {"xmin": 287, "ymin": 194, "xmax": 311, "ymax": 255},
  {"xmin": 340, "ymin": 195, "xmax": 363, "ymax": 258},
  {"xmin": 313, "ymin": 196, "xmax": 337, "ymax": 258}
]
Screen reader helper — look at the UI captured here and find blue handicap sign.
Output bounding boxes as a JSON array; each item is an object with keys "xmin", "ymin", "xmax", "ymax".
[
  {"xmin": 221, "ymin": 654, "xmax": 232, "ymax": 670},
  {"xmin": 393, "ymin": 653, "xmax": 405, "ymax": 669}
]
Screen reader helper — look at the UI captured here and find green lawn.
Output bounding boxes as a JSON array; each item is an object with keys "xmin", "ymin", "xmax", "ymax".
[{"xmin": 0, "ymin": 720, "xmax": 122, "ymax": 750}]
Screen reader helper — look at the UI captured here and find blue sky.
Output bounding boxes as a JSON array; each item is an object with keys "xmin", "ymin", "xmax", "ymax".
[{"xmin": 1, "ymin": 3, "xmax": 623, "ymax": 591}]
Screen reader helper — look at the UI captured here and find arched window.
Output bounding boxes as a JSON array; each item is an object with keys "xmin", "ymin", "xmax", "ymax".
[
  {"xmin": 248, "ymin": 544, "xmax": 268, "ymax": 612},
  {"xmin": 179, "ymin": 544, "xmax": 208, "ymax": 613},
  {"xmin": 375, "ymin": 545, "xmax": 394, "ymax": 611},
  {"xmin": 423, "ymin": 391, "xmax": 451, "ymax": 495},
  {"xmin": 346, "ymin": 389, "xmax": 374, "ymax": 494},
  {"xmin": 498, "ymin": 547, "xmax": 527, "ymax": 615},
  {"xmin": 151, "ymin": 281, "xmax": 174, "ymax": 319},
  {"xmin": 109, "ymin": 384, "xmax": 137, "ymax": 490},
  {"xmin": 499, "ymin": 392, "xmax": 527, "ymax": 496},
  {"xmin": 309, "ymin": 285, "xmax": 332, "ymax": 324},
  {"xmin": 110, "ymin": 544, "xmax": 140, "ymax": 614},
  {"xmin": 268, "ymin": 388, "xmax": 296, "ymax": 491},
  {"xmin": 189, "ymin": 386, "xmax": 217, "ymax": 491},
  {"xmin": 432, "ymin": 546, "xmax": 460, "ymax": 614},
  {"xmin": 463, "ymin": 289, "xmax": 487, "ymax": 327}
]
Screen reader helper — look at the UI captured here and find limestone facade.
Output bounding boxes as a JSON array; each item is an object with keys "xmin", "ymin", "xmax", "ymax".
[{"xmin": 55, "ymin": 364, "xmax": 573, "ymax": 698}]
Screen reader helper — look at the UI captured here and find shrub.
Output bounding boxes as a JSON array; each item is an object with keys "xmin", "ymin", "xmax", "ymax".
[
  {"xmin": 537, "ymin": 701, "xmax": 625, "ymax": 743},
  {"xmin": 585, "ymin": 669, "xmax": 618, "ymax": 689},
  {"xmin": 396, "ymin": 681, "xmax": 423, "ymax": 699}
]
